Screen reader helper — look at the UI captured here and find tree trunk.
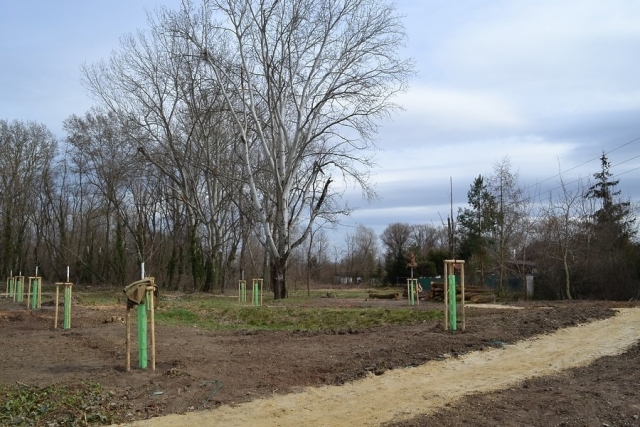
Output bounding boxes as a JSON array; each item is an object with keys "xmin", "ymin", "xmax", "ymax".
[
  {"xmin": 563, "ymin": 250, "xmax": 572, "ymax": 300},
  {"xmin": 271, "ymin": 258, "xmax": 287, "ymax": 299}
]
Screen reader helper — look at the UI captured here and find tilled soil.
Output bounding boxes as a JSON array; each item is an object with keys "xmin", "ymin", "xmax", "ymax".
[{"xmin": 0, "ymin": 294, "xmax": 636, "ymax": 426}]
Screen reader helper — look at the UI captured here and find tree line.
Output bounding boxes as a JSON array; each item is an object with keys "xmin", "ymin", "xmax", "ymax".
[
  {"xmin": 0, "ymin": 0, "xmax": 413, "ymax": 297},
  {"xmin": 379, "ymin": 157, "xmax": 639, "ymax": 301},
  {"xmin": 3, "ymin": 0, "xmax": 637, "ymax": 300}
]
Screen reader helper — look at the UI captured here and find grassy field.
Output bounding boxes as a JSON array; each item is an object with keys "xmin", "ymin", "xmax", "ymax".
[{"xmin": 69, "ymin": 286, "xmax": 441, "ymax": 332}]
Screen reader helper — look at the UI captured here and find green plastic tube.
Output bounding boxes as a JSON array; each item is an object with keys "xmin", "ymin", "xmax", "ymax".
[
  {"xmin": 31, "ymin": 279, "xmax": 38, "ymax": 309},
  {"xmin": 8, "ymin": 278, "xmax": 14, "ymax": 298},
  {"xmin": 253, "ymin": 282, "xmax": 259, "ymax": 306},
  {"xmin": 16, "ymin": 279, "xmax": 22, "ymax": 302},
  {"xmin": 412, "ymin": 283, "xmax": 416, "ymax": 305},
  {"xmin": 63, "ymin": 285, "xmax": 71, "ymax": 329},
  {"xmin": 138, "ymin": 303, "xmax": 148, "ymax": 369},
  {"xmin": 448, "ymin": 275, "xmax": 457, "ymax": 330}
]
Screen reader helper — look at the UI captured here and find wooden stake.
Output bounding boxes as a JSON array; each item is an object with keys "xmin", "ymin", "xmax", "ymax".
[
  {"xmin": 461, "ymin": 263, "xmax": 466, "ymax": 331},
  {"xmin": 126, "ymin": 306, "xmax": 131, "ymax": 371},
  {"xmin": 26, "ymin": 278, "xmax": 31, "ymax": 309},
  {"xmin": 147, "ymin": 286, "xmax": 156, "ymax": 371},
  {"xmin": 54, "ymin": 283, "xmax": 60, "ymax": 329},
  {"xmin": 443, "ymin": 263, "xmax": 449, "ymax": 331}
]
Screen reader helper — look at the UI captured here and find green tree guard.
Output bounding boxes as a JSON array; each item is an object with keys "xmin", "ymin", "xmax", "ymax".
[
  {"xmin": 8, "ymin": 278, "xmax": 14, "ymax": 298},
  {"xmin": 253, "ymin": 282, "xmax": 259, "ymax": 306},
  {"xmin": 448, "ymin": 274, "xmax": 457, "ymax": 331},
  {"xmin": 407, "ymin": 279, "xmax": 420, "ymax": 306},
  {"xmin": 31, "ymin": 279, "xmax": 38, "ymax": 309},
  {"xmin": 16, "ymin": 278, "xmax": 22, "ymax": 302},
  {"xmin": 138, "ymin": 303, "xmax": 148, "ymax": 369},
  {"xmin": 63, "ymin": 285, "xmax": 71, "ymax": 329},
  {"xmin": 239, "ymin": 280, "xmax": 246, "ymax": 303}
]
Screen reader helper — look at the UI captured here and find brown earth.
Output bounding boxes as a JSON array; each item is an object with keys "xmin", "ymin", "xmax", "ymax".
[{"xmin": 0, "ymin": 291, "xmax": 639, "ymax": 426}]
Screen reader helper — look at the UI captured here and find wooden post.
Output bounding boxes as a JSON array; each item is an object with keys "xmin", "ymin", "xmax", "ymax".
[
  {"xmin": 443, "ymin": 262, "xmax": 449, "ymax": 331},
  {"xmin": 54, "ymin": 283, "xmax": 61, "ymax": 328},
  {"xmin": 126, "ymin": 306, "xmax": 131, "ymax": 371},
  {"xmin": 26, "ymin": 277, "xmax": 32, "ymax": 309},
  {"xmin": 461, "ymin": 262, "xmax": 466, "ymax": 331},
  {"xmin": 147, "ymin": 285, "xmax": 156, "ymax": 371}
]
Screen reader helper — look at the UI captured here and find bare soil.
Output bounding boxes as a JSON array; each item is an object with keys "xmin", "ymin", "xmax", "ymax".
[{"xmin": 1, "ymin": 291, "xmax": 638, "ymax": 426}]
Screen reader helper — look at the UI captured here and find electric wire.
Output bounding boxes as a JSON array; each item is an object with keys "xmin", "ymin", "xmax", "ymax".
[
  {"xmin": 524, "ymin": 135, "xmax": 640, "ymax": 194},
  {"xmin": 522, "ymin": 137, "xmax": 640, "ymax": 201}
]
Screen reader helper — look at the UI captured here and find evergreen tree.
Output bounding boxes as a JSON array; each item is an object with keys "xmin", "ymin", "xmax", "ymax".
[
  {"xmin": 457, "ymin": 175, "xmax": 498, "ymax": 286},
  {"xmin": 586, "ymin": 153, "xmax": 635, "ymax": 246},
  {"xmin": 583, "ymin": 152, "xmax": 638, "ymax": 299}
]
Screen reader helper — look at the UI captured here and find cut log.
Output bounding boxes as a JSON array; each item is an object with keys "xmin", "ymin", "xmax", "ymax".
[
  {"xmin": 368, "ymin": 292, "xmax": 401, "ymax": 300},
  {"xmin": 469, "ymin": 294, "xmax": 496, "ymax": 303}
]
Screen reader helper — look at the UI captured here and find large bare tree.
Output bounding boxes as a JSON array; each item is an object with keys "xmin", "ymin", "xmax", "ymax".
[
  {"xmin": 82, "ymin": 19, "xmax": 242, "ymax": 291},
  {"xmin": 161, "ymin": 0, "xmax": 413, "ymax": 298},
  {"xmin": 0, "ymin": 120, "xmax": 57, "ymax": 277}
]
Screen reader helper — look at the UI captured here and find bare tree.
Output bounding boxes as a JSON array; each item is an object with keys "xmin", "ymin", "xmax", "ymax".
[
  {"xmin": 536, "ymin": 176, "xmax": 588, "ymax": 299},
  {"xmin": 82, "ymin": 18, "xmax": 242, "ymax": 291},
  {"xmin": 351, "ymin": 224, "xmax": 379, "ymax": 283},
  {"xmin": 0, "ymin": 120, "xmax": 57, "ymax": 277},
  {"xmin": 411, "ymin": 224, "xmax": 446, "ymax": 255},
  {"xmin": 64, "ymin": 109, "xmax": 138, "ymax": 285},
  {"xmin": 161, "ymin": 0, "xmax": 413, "ymax": 298},
  {"xmin": 487, "ymin": 157, "xmax": 529, "ymax": 294},
  {"xmin": 380, "ymin": 222, "xmax": 412, "ymax": 284}
]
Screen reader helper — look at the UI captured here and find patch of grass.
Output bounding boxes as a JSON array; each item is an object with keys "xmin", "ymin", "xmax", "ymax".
[
  {"xmin": 71, "ymin": 288, "xmax": 122, "ymax": 306},
  {"xmin": 285, "ymin": 289, "xmax": 371, "ymax": 301},
  {"xmin": 155, "ymin": 296, "xmax": 441, "ymax": 331},
  {"xmin": 155, "ymin": 307, "xmax": 200, "ymax": 325},
  {"xmin": 0, "ymin": 382, "xmax": 116, "ymax": 426},
  {"xmin": 62, "ymin": 287, "xmax": 441, "ymax": 332}
]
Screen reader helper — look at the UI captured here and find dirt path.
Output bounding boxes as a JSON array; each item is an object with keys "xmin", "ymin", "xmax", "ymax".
[{"xmin": 115, "ymin": 308, "xmax": 640, "ymax": 427}]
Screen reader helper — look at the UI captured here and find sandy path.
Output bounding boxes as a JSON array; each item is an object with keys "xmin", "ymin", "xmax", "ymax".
[{"xmin": 117, "ymin": 308, "xmax": 640, "ymax": 427}]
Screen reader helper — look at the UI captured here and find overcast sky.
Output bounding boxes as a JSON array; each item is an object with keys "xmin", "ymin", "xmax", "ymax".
[{"xmin": 1, "ymin": 0, "xmax": 639, "ymax": 246}]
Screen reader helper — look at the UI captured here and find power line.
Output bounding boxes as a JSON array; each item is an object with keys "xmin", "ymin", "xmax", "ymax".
[
  {"xmin": 611, "ymin": 153, "xmax": 640, "ymax": 169},
  {"xmin": 452, "ymin": 136, "xmax": 640, "ymax": 212},
  {"xmin": 617, "ymin": 164, "xmax": 640, "ymax": 178},
  {"xmin": 524, "ymin": 135, "xmax": 640, "ymax": 192},
  {"xmin": 535, "ymin": 160, "xmax": 640, "ymax": 202}
]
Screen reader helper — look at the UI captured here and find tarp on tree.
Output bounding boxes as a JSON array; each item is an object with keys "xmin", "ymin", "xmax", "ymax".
[{"xmin": 123, "ymin": 279, "xmax": 158, "ymax": 308}]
